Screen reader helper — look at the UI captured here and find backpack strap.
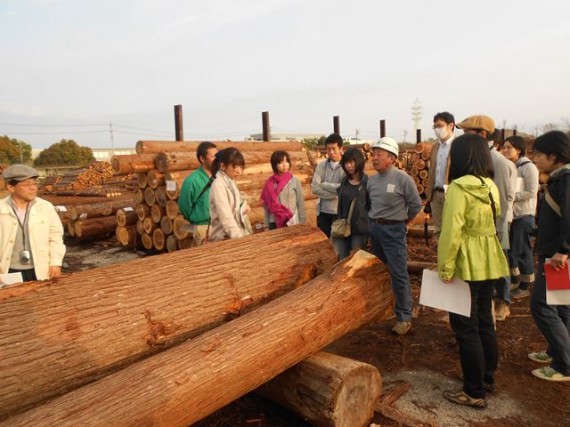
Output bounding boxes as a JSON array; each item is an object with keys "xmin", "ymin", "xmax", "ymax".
[
  {"xmin": 516, "ymin": 160, "xmax": 532, "ymax": 169},
  {"xmin": 544, "ymin": 191, "xmax": 561, "ymax": 217}
]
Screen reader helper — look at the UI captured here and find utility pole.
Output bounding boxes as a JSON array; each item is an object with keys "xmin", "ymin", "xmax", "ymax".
[
  {"xmin": 411, "ymin": 98, "xmax": 422, "ymax": 144},
  {"xmin": 109, "ymin": 122, "xmax": 115, "ymax": 156}
]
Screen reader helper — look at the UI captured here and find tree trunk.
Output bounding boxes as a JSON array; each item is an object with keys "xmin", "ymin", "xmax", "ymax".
[
  {"xmin": 136, "ymin": 140, "xmax": 303, "ymax": 155},
  {"xmin": 115, "ymin": 225, "xmax": 137, "ymax": 246},
  {"xmin": 69, "ymin": 198, "xmax": 135, "ymax": 221},
  {"xmin": 152, "ymin": 228, "xmax": 166, "ymax": 251},
  {"xmin": 1, "ymin": 250, "xmax": 391, "ymax": 426},
  {"xmin": 111, "ymin": 154, "xmax": 156, "ymax": 174},
  {"xmin": 257, "ymin": 351, "xmax": 382, "ymax": 427},
  {"xmin": 73, "ymin": 216, "xmax": 118, "ymax": 239},
  {"xmin": 115, "ymin": 208, "xmax": 137, "ymax": 227},
  {"xmin": 146, "ymin": 169, "xmax": 164, "ymax": 189},
  {"xmin": 0, "ymin": 225, "xmax": 336, "ymax": 419}
]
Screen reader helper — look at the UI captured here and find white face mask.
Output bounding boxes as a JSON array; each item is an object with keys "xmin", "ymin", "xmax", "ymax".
[{"xmin": 434, "ymin": 126, "xmax": 449, "ymax": 140}]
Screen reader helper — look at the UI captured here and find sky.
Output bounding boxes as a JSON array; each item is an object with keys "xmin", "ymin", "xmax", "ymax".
[{"xmin": 1, "ymin": 0, "xmax": 569, "ymax": 150}]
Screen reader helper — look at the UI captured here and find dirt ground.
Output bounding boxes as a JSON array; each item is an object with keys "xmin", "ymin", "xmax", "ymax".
[{"xmin": 64, "ymin": 235, "xmax": 570, "ymax": 427}]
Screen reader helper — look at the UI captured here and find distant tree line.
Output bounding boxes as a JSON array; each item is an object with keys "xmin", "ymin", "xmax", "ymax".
[{"xmin": 0, "ymin": 135, "xmax": 95, "ymax": 167}]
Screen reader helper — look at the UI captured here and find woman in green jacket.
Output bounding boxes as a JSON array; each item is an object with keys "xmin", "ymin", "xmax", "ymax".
[{"xmin": 438, "ymin": 134, "xmax": 509, "ymax": 409}]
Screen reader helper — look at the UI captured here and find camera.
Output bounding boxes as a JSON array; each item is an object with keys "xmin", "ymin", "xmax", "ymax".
[{"xmin": 19, "ymin": 250, "xmax": 31, "ymax": 265}]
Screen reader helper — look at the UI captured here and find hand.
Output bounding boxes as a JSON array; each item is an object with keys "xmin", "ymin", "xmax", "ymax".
[
  {"xmin": 48, "ymin": 266, "xmax": 62, "ymax": 279},
  {"xmin": 549, "ymin": 253, "xmax": 568, "ymax": 270}
]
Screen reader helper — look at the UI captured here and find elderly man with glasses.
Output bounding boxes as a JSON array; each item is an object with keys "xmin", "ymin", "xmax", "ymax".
[{"xmin": 1, "ymin": 164, "xmax": 65, "ymax": 283}]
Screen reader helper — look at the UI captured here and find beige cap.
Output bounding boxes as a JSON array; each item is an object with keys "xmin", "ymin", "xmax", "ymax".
[{"xmin": 457, "ymin": 115, "xmax": 495, "ymax": 134}]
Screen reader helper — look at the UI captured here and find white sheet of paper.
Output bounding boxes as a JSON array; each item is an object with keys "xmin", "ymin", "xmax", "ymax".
[
  {"xmin": 0, "ymin": 272, "xmax": 24, "ymax": 288},
  {"xmin": 545, "ymin": 258, "xmax": 570, "ymax": 304},
  {"xmin": 516, "ymin": 177, "xmax": 524, "ymax": 193},
  {"xmin": 166, "ymin": 180, "xmax": 177, "ymax": 192},
  {"xmin": 546, "ymin": 289, "xmax": 570, "ymax": 304},
  {"xmin": 420, "ymin": 269, "xmax": 471, "ymax": 317}
]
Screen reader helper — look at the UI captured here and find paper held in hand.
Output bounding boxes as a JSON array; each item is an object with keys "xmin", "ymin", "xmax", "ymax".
[
  {"xmin": 419, "ymin": 269, "xmax": 471, "ymax": 317},
  {"xmin": 545, "ymin": 259, "xmax": 570, "ymax": 305}
]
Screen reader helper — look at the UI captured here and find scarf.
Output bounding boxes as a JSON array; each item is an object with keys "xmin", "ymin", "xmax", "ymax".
[{"xmin": 260, "ymin": 172, "xmax": 293, "ymax": 228}]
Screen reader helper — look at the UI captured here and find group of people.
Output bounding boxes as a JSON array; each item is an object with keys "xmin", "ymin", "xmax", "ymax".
[
  {"xmin": 1, "ymin": 114, "xmax": 568, "ymax": 412},
  {"xmin": 422, "ymin": 114, "xmax": 570, "ymax": 408}
]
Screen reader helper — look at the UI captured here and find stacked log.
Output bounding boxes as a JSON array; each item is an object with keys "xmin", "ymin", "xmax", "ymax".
[
  {"xmin": 114, "ymin": 140, "xmax": 317, "ymax": 253},
  {"xmin": 0, "ymin": 225, "xmax": 336, "ymax": 420},
  {"xmin": 0, "ymin": 249, "xmax": 392, "ymax": 426},
  {"xmin": 400, "ymin": 142, "xmax": 434, "ymax": 198}
]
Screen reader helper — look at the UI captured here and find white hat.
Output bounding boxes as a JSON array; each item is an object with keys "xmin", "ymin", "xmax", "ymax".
[{"xmin": 372, "ymin": 137, "xmax": 399, "ymax": 156}]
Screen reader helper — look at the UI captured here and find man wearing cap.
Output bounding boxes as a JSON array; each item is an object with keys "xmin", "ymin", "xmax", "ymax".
[
  {"xmin": 0, "ymin": 164, "xmax": 65, "ymax": 282},
  {"xmin": 456, "ymin": 115, "xmax": 517, "ymax": 321},
  {"xmin": 368, "ymin": 137, "xmax": 423, "ymax": 335},
  {"xmin": 311, "ymin": 133, "xmax": 345, "ymax": 238},
  {"xmin": 425, "ymin": 111, "xmax": 456, "ymax": 240}
]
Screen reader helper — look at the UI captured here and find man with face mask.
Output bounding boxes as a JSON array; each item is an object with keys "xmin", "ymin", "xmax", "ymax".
[{"xmin": 425, "ymin": 111, "xmax": 456, "ymax": 240}]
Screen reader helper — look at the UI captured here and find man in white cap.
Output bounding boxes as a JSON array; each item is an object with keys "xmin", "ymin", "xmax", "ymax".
[
  {"xmin": 368, "ymin": 137, "xmax": 422, "ymax": 335},
  {"xmin": 0, "ymin": 164, "xmax": 65, "ymax": 282},
  {"xmin": 456, "ymin": 115, "xmax": 517, "ymax": 322}
]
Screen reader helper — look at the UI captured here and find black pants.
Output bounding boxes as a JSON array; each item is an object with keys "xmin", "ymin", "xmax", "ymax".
[
  {"xmin": 9, "ymin": 268, "xmax": 37, "ymax": 282},
  {"xmin": 317, "ymin": 212, "xmax": 337, "ymax": 239},
  {"xmin": 449, "ymin": 279, "xmax": 499, "ymax": 398}
]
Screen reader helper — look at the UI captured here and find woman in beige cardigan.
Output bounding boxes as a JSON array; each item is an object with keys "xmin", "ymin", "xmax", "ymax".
[{"xmin": 208, "ymin": 148, "xmax": 252, "ymax": 241}]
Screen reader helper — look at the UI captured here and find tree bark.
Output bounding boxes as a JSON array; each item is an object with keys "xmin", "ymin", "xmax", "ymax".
[
  {"xmin": 111, "ymin": 154, "xmax": 156, "ymax": 174},
  {"xmin": 115, "ymin": 208, "xmax": 137, "ymax": 227},
  {"xmin": 257, "ymin": 351, "xmax": 382, "ymax": 427},
  {"xmin": 0, "ymin": 225, "xmax": 336, "ymax": 420},
  {"xmin": 73, "ymin": 216, "xmax": 117, "ymax": 239},
  {"xmin": 1, "ymin": 250, "xmax": 391, "ymax": 426},
  {"xmin": 136, "ymin": 140, "xmax": 303, "ymax": 155}
]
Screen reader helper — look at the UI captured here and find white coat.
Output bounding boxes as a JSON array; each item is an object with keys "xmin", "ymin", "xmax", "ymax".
[{"xmin": 0, "ymin": 196, "xmax": 66, "ymax": 280}]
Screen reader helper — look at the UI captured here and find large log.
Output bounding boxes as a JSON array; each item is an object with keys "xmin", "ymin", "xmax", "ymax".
[
  {"xmin": 136, "ymin": 140, "xmax": 303, "ymax": 155},
  {"xmin": 69, "ymin": 198, "xmax": 135, "ymax": 221},
  {"xmin": 1, "ymin": 251, "xmax": 392, "ymax": 426},
  {"xmin": 73, "ymin": 216, "xmax": 118, "ymax": 239},
  {"xmin": 110, "ymin": 154, "xmax": 156, "ymax": 174},
  {"xmin": 0, "ymin": 225, "xmax": 336, "ymax": 419},
  {"xmin": 257, "ymin": 351, "xmax": 382, "ymax": 427}
]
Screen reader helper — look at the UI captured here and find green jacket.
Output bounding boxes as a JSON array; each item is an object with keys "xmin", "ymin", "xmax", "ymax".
[
  {"xmin": 178, "ymin": 167, "xmax": 212, "ymax": 225},
  {"xmin": 438, "ymin": 175, "xmax": 509, "ymax": 282}
]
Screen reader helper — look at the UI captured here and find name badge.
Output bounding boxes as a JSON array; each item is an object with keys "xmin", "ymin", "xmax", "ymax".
[{"xmin": 387, "ymin": 184, "xmax": 395, "ymax": 193}]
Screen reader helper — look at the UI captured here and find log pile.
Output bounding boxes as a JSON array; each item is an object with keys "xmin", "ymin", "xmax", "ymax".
[
  {"xmin": 40, "ymin": 161, "xmax": 136, "ymax": 197},
  {"xmin": 400, "ymin": 142, "xmax": 433, "ymax": 198},
  {"xmin": 0, "ymin": 163, "xmax": 6, "ymax": 190},
  {"xmin": 0, "ymin": 244, "xmax": 392, "ymax": 426},
  {"xmin": 113, "ymin": 140, "xmax": 317, "ymax": 253}
]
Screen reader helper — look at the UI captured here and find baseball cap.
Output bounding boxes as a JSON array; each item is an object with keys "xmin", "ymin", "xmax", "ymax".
[
  {"xmin": 372, "ymin": 137, "xmax": 399, "ymax": 156},
  {"xmin": 457, "ymin": 115, "xmax": 495, "ymax": 134},
  {"xmin": 2, "ymin": 164, "xmax": 40, "ymax": 182}
]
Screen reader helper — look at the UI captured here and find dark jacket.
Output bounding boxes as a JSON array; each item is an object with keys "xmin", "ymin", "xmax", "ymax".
[
  {"xmin": 536, "ymin": 166, "xmax": 570, "ymax": 257},
  {"xmin": 336, "ymin": 174, "xmax": 370, "ymax": 235}
]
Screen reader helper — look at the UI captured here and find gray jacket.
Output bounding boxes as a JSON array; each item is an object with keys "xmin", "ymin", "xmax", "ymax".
[{"xmin": 311, "ymin": 159, "xmax": 345, "ymax": 215}]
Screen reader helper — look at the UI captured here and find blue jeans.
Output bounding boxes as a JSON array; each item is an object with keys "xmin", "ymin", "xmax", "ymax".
[
  {"xmin": 369, "ymin": 222, "xmax": 412, "ymax": 322},
  {"xmin": 332, "ymin": 233, "xmax": 368, "ymax": 261},
  {"xmin": 530, "ymin": 260, "xmax": 570, "ymax": 375},
  {"xmin": 509, "ymin": 215, "xmax": 535, "ymax": 284},
  {"xmin": 495, "ymin": 249, "xmax": 511, "ymax": 304},
  {"xmin": 450, "ymin": 279, "xmax": 498, "ymax": 398}
]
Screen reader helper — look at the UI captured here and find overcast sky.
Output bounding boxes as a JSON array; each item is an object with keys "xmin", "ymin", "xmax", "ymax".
[{"xmin": 1, "ymin": 0, "xmax": 569, "ymax": 149}]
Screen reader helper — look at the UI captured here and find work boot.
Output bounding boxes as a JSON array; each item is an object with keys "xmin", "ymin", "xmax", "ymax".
[
  {"xmin": 391, "ymin": 321, "xmax": 411, "ymax": 335},
  {"xmin": 495, "ymin": 300, "xmax": 510, "ymax": 321}
]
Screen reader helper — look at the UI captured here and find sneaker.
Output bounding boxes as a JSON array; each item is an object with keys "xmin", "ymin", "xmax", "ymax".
[
  {"xmin": 531, "ymin": 366, "xmax": 570, "ymax": 382},
  {"xmin": 495, "ymin": 300, "xmax": 510, "ymax": 321},
  {"xmin": 443, "ymin": 390, "xmax": 487, "ymax": 409},
  {"xmin": 528, "ymin": 351, "xmax": 553, "ymax": 364},
  {"xmin": 511, "ymin": 288, "xmax": 530, "ymax": 299},
  {"xmin": 391, "ymin": 321, "xmax": 411, "ymax": 335},
  {"xmin": 509, "ymin": 282, "xmax": 520, "ymax": 292}
]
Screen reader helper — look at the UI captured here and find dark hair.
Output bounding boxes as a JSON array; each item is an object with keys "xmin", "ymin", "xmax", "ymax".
[
  {"xmin": 325, "ymin": 133, "xmax": 343, "ymax": 148},
  {"xmin": 534, "ymin": 131, "xmax": 570, "ymax": 164},
  {"xmin": 340, "ymin": 147, "xmax": 365, "ymax": 179},
  {"xmin": 433, "ymin": 111, "xmax": 455, "ymax": 131},
  {"xmin": 270, "ymin": 150, "xmax": 291, "ymax": 174},
  {"xmin": 448, "ymin": 134, "xmax": 494, "ymax": 181},
  {"xmin": 211, "ymin": 147, "xmax": 245, "ymax": 177},
  {"xmin": 504, "ymin": 135, "xmax": 526, "ymax": 157},
  {"xmin": 196, "ymin": 141, "xmax": 217, "ymax": 164}
]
